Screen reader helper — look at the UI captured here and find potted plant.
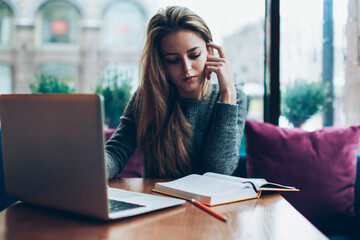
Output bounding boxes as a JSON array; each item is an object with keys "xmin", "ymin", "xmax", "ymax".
[
  {"xmin": 95, "ymin": 71, "xmax": 132, "ymax": 129},
  {"xmin": 282, "ymin": 79, "xmax": 330, "ymax": 127}
]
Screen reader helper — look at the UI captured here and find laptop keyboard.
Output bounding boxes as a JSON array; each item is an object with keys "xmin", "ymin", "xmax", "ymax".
[{"xmin": 108, "ymin": 199, "xmax": 145, "ymax": 213}]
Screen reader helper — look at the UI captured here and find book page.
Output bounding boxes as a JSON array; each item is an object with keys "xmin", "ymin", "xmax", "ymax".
[
  {"xmin": 203, "ymin": 172, "xmax": 297, "ymax": 191},
  {"xmin": 156, "ymin": 174, "xmax": 252, "ymax": 197},
  {"xmin": 203, "ymin": 172, "xmax": 267, "ymax": 191}
]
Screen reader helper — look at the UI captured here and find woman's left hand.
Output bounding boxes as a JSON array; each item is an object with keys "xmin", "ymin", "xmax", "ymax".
[{"xmin": 205, "ymin": 42, "xmax": 236, "ymax": 104}]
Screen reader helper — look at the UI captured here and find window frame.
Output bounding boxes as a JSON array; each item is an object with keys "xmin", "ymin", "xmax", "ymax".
[{"xmin": 264, "ymin": 0, "xmax": 281, "ymax": 125}]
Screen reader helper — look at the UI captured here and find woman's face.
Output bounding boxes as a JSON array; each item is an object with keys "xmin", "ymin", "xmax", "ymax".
[{"xmin": 160, "ymin": 29, "xmax": 208, "ymax": 99}]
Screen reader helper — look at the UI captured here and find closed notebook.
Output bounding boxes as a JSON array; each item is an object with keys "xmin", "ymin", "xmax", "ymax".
[{"xmin": 153, "ymin": 172, "xmax": 299, "ymax": 206}]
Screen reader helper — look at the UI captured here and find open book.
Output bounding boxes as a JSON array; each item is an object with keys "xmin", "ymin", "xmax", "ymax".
[{"xmin": 153, "ymin": 172, "xmax": 299, "ymax": 206}]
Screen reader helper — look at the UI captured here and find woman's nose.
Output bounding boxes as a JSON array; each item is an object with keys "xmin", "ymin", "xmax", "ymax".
[{"xmin": 182, "ymin": 58, "xmax": 192, "ymax": 72}]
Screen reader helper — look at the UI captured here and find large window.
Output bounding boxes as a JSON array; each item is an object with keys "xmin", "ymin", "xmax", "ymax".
[
  {"xmin": 280, "ymin": 0, "xmax": 348, "ymax": 130},
  {"xmin": 0, "ymin": 1, "xmax": 12, "ymax": 46},
  {"xmin": 103, "ymin": 2, "xmax": 145, "ymax": 50},
  {"xmin": 37, "ymin": 0, "xmax": 80, "ymax": 45}
]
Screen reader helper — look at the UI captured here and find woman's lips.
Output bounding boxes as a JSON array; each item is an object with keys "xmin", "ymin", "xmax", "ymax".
[{"xmin": 183, "ymin": 76, "xmax": 196, "ymax": 82}]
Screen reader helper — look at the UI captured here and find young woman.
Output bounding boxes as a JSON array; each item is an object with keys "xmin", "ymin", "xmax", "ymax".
[{"xmin": 105, "ymin": 6, "xmax": 247, "ymax": 179}]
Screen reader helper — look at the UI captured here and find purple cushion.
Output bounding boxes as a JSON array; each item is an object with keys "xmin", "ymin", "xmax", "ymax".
[
  {"xmin": 118, "ymin": 148, "xmax": 143, "ymax": 178},
  {"xmin": 105, "ymin": 129, "xmax": 143, "ymax": 178},
  {"xmin": 245, "ymin": 119, "xmax": 360, "ymax": 226},
  {"xmin": 105, "ymin": 129, "xmax": 116, "ymax": 141}
]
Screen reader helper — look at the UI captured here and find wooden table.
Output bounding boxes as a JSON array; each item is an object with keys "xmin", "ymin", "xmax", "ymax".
[{"xmin": 0, "ymin": 178, "xmax": 328, "ymax": 240}]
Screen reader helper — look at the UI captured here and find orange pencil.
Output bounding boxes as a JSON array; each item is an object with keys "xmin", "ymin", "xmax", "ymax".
[{"xmin": 191, "ymin": 199, "xmax": 227, "ymax": 222}]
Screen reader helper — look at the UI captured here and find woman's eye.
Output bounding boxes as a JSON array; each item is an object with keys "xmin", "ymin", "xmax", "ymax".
[
  {"xmin": 189, "ymin": 53, "xmax": 201, "ymax": 59},
  {"xmin": 166, "ymin": 58, "xmax": 179, "ymax": 64}
]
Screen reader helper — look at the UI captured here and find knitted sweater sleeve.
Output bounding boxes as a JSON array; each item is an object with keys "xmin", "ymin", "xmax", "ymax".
[
  {"xmin": 202, "ymin": 86, "xmax": 247, "ymax": 175},
  {"xmin": 105, "ymin": 94, "xmax": 137, "ymax": 180}
]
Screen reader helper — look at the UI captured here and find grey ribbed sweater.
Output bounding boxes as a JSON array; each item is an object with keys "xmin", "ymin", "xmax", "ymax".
[{"xmin": 105, "ymin": 84, "xmax": 247, "ymax": 179}]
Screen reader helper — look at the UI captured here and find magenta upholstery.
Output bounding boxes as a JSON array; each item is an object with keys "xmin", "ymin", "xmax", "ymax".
[
  {"xmin": 104, "ymin": 129, "xmax": 116, "ymax": 142},
  {"xmin": 245, "ymin": 120, "xmax": 360, "ymax": 229},
  {"xmin": 104, "ymin": 129, "xmax": 143, "ymax": 178},
  {"xmin": 117, "ymin": 148, "xmax": 143, "ymax": 178}
]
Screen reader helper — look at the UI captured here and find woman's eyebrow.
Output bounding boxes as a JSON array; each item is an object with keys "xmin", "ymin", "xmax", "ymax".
[
  {"xmin": 186, "ymin": 46, "xmax": 200, "ymax": 53},
  {"xmin": 163, "ymin": 46, "xmax": 201, "ymax": 56}
]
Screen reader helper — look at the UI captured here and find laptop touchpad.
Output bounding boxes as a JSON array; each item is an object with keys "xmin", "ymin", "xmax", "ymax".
[{"xmin": 108, "ymin": 188, "xmax": 143, "ymax": 199}]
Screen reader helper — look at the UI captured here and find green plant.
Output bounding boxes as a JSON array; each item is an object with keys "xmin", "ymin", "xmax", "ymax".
[
  {"xmin": 282, "ymin": 79, "xmax": 330, "ymax": 127},
  {"xmin": 95, "ymin": 71, "xmax": 132, "ymax": 128},
  {"xmin": 29, "ymin": 74, "xmax": 76, "ymax": 93}
]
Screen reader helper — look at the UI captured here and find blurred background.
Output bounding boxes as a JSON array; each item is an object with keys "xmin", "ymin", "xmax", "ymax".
[{"xmin": 0, "ymin": 0, "xmax": 359, "ymax": 134}]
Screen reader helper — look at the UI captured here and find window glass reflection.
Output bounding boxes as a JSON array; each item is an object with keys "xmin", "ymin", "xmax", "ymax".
[{"xmin": 39, "ymin": 1, "xmax": 80, "ymax": 44}]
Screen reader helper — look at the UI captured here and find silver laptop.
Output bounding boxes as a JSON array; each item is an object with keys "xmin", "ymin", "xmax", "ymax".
[{"xmin": 0, "ymin": 94, "xmax": 185, "ymax": 220}]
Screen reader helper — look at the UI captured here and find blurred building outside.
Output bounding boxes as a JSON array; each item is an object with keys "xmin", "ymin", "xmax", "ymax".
[{"xmin": 0, "ymin": 0, "xmax": 359, "ymax": 128}]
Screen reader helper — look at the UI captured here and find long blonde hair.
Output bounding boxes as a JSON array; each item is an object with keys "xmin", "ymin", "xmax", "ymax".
[{"xmin": 135, "ymin": 6, "xmax": 213, "ymax": 178}]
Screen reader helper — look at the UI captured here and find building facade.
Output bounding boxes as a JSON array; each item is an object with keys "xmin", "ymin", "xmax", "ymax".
[{"xmin": 0, "ymin": 0, "xmax": 156, "ymax": 94}]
